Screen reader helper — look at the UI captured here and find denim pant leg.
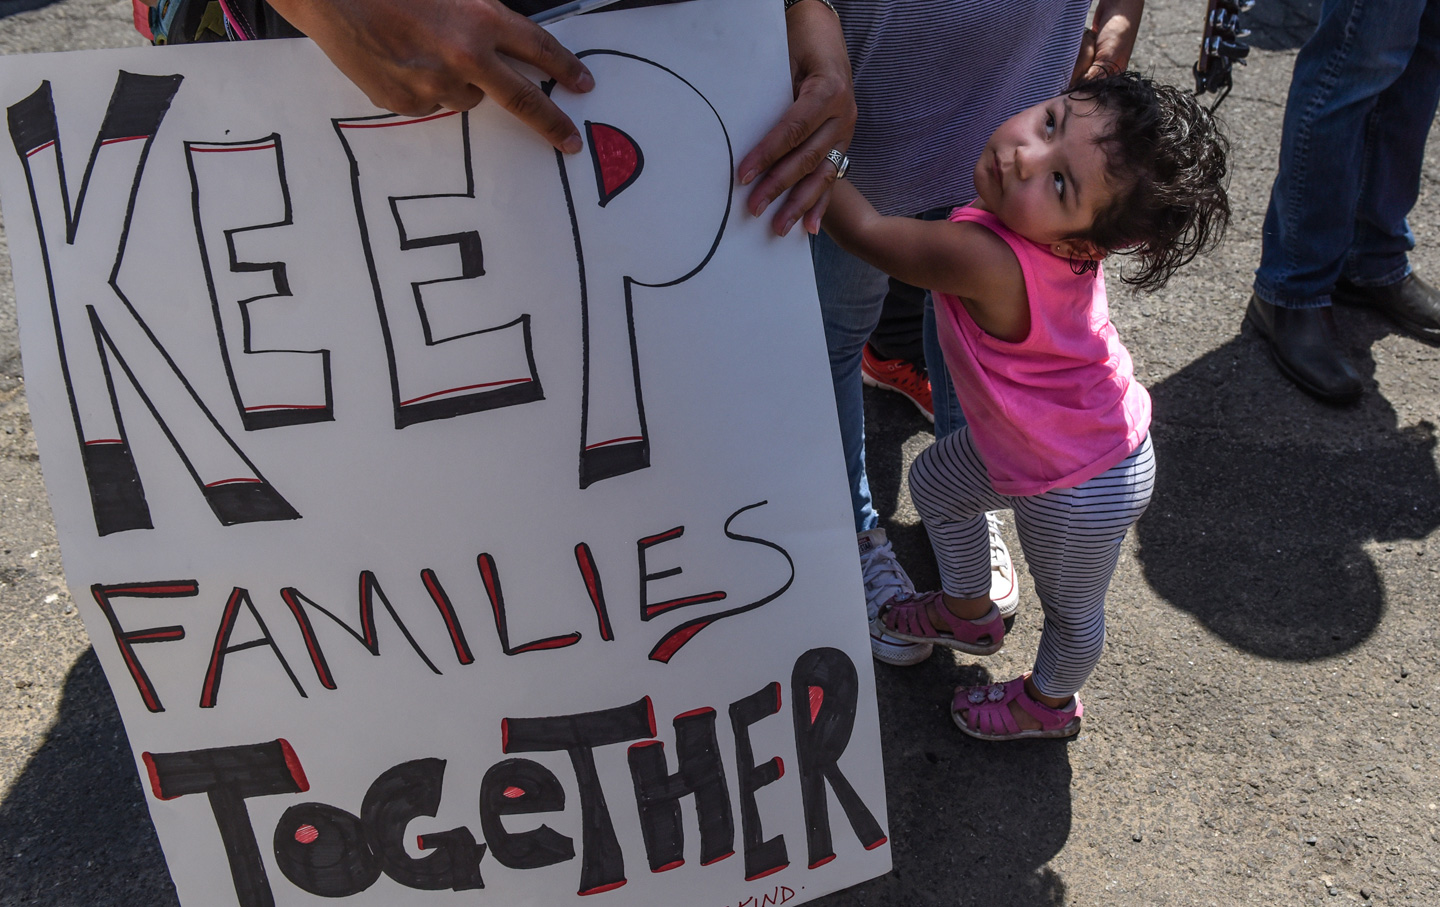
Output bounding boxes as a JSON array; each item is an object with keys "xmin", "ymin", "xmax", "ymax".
[
  {"xmin": 1346, "ymin": 0, "xmax": 1440, "ymax": 286},
  {"xmin": 1254, "ymin": 0, "xmax": 1432, "ymax": 309},
  {"xmin": 813, "ymin": 230, "xmax": 891, "ymax": 533},
  {"xmin": 914, "ymin": 206, "xmax": 965, "ymax": 439},
  {"xmin": 923, "ymin": 296, "xmax": 965, "ymax": 438}
]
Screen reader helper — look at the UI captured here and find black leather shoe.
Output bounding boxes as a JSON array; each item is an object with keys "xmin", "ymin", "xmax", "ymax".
[
  {"xmin": 1245, "ymin": 294, "xmax": 1363, "ymax": 404},
  {"xmin": 1333, "ymin": 273, "xmax": 1440, "ymax": 345}
]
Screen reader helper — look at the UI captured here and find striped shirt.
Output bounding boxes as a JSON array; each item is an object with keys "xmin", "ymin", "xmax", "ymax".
[{"xmin": 834, "ymin": 0, "xmax": 1092, "ymax": 216}]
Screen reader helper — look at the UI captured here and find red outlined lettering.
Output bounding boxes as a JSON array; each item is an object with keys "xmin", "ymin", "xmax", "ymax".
[{"xmin": 90, "ymin": 579, "xmax": 196, "ymax": 712}]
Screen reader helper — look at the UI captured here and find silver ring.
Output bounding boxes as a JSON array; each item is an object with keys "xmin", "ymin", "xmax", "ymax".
[{"xmin": 826, "ymin": 148, "xmax": 850, "ymax": 179}]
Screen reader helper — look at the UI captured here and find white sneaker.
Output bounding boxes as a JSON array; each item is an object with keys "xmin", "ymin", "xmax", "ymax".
[
  {"xmin": 987, "ymin": 512, "xmax": 1019, "ymax": 618},
  {"xmin": 858, "ymin": 528, "xmax": 933, "ymax": 666}
]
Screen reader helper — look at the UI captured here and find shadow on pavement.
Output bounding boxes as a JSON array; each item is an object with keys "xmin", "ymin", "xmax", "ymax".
[
  {"xmin": 16, "ymin": 645, "xmax": 1069, "ymax": 907},
  {"xmin": 817, "ymin": 656, "xmax": 1072, "ymax": 907},
  {"xmin": 836, "ymin": 395, "xmax": 1072, "ymax": 907},
  {"xmin": 1244, "ymin": 0, "xmax": 1320, "ymax": 51},
  {"xmin": 1135, "ymin": 313, "xmax": 1440, "ymax": 660},
  {"xmin": 0, "ymin": 0, "xmax": 63, "ymax": 18},
  {"xmin": 32, "ymin": 309, "xmax": 1425, "ymax": 905},
  {"xmin": 0, "ymin": 649, "xmax": 179, "ymax": 906}
]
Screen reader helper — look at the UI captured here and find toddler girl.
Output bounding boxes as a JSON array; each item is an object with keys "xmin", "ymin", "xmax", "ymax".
[{"xmin": 821, "ymin": 71, "xmax": 1229, "ymax": 741}]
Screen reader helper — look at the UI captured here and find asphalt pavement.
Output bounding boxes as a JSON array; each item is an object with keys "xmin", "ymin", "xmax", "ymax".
[{"xmin": 2, "ymin": 1, "xmax": 1439, "ymax": 905}]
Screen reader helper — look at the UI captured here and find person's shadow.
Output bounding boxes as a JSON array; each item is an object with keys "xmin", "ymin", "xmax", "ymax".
[
  {"xmin": 816, "ymin": 656, "xmax": 1072, "ymax": 907},
  {"xmin": 1135, "ymin": 308, "xmax": 1440, "ymax": 660},
  {"xmin": 1244, "ymin": 0, "xmax": 1322, "ymax": 51},
  {"xmin": 0, "ymin": 648, "xmax": 180, "ymax": 905},
  {"xmin": 820, "ymin": 389, "xmax": 1072, "ymax": 907},
  {"xmin": 0, "ymin": 0, "xmax": 63, "ymax": 18},
  {"xmin": 15, "ymin": 642, "xmax": 1067, "ymax": 907},
  {"xmin": 837, "ymin": 287, "xmax": 1440, "ymax": 903}
]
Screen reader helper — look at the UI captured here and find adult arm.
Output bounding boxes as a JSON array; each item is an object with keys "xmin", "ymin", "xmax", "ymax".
[
  {"xmin": 737, "ymin": 0, "xmax": 857, "ymax": 236},
  {"xmin": 1071, "ymin": 0, "xmax": 1144, "ymax": 85},
  {"xmin": 265, "ymin": 0, "xmax": 595, "ymax": 153}
]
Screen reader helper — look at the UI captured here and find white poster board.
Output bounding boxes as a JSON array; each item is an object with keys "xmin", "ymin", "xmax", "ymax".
[{"xmin": 0, "ymin": 2, "xmax": 891, "ymax": 906}]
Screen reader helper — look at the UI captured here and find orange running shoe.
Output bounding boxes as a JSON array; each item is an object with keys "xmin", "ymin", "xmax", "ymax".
[{"xmin": 860, "ymin": 343, "xmax": 934, "ymax": 422}]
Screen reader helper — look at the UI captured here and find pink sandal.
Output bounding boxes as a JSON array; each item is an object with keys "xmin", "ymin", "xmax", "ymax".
[
  {"xmin": 951, "ymin": 674, "xmax": 1083, "ymax": 741},
  {"xmin": 880, "ymin": 591, "xmax": 1005, "ymax": 655}
]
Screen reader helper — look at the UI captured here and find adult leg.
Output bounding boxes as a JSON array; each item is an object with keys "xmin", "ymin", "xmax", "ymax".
[
  {"xmin": 869, "ymin": 279, "xmax": 927, "ymax": 363},
  {"xmin": 922, "ymin": 292, "xmax": 964, "ymax": 439},
  {"xmin": 861, "ymin": 278, "xmax": 936, "ymax": 422},
  {"xmin": 1334, "ymin": 0, "xmax": 1440, "ymax": 343},
  {"xmin": 813, "ymin": 229, "xmax": 891, "ymax": 534},
  {"xmin": 1250, "ymin": 0, "xmax": 1430, "ymax": 400},
  {"xmin": 916, "ymin": 206, "xmax": 965, "ymax": 438},
  {"xmin": 814, "ymin": 230, "xmax": 933, "ymax": 665}
]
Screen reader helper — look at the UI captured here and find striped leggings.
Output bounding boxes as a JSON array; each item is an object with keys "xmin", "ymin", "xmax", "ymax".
[{"xmin": 908, "ymin": 427, "xmax": 1156, "ymax": 699}]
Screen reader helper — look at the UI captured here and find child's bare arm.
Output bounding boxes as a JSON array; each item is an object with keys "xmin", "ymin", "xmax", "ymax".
[{"xmin": 822, "ymin": 181, "xmax": 1029, "ymax": 340}]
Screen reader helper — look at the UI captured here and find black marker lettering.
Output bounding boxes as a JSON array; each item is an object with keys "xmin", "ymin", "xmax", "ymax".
[
  {"xmin": 142, "ymin": 739, "xmax": 308, "ymax": 907},
  {"xmin": 627, "ymin": 705, "xmax": 734, "ymax": 872},
  {"xmin": 479, "ymin": 757, "xmax": 576, "ymax": 870},
  {"xmin": 729, "ymin": 682, "xmax": 788, "ymax": 881},
  {"xmin": 502, "ymin": 697, "xmax": 656, "ymax": 894},
  {"xmin": 790, "ymin": 647, "xmax": 886, "ymax": 867}
]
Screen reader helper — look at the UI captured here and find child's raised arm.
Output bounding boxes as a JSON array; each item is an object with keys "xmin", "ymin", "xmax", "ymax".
[{"xmin": 821, "ymin": 181, "xmax": 1029, "ymax": 342}]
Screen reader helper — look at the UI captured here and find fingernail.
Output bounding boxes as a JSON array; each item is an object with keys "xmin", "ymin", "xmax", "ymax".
[
  {"xmin": 780, "ymin": 217, "xmax": 797, "ymax": 236},
  {"xmin": 740, "ymin": 168, "xmax": 757, "ymax": 186},
  {"xmin": 577, "ymin": 71, "xmax": 595, "ymax": 92},
  {"xmin": 561, "ymin": 133, "xmax": 583, "ymax": 154}
]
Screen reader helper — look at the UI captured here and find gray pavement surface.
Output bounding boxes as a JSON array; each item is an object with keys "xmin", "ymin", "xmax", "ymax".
[{"xmin": 2, "ymin": 1, "xmax": 1439, "ymax": 905}]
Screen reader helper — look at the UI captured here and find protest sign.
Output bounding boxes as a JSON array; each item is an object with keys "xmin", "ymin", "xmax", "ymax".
[{"xmin": 0, "ymin": 1, "xmax": 891, "ymax": 905}]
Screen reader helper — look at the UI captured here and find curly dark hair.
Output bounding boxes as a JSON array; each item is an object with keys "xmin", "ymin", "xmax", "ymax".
[{"xmin": 1066, "ymin": 70, "xmax": 1231, "ymax": 293}]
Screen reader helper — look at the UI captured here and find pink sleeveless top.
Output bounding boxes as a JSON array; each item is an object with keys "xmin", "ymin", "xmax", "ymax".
[{"xmin": 933, "ymin": 206, "xmax": 1151, "ymax": 496}]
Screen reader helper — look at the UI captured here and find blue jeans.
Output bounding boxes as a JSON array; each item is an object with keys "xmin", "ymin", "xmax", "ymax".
[
  {"xmin": 812, "ymin": 225, "xmax": 964, "ymax": 533},
  {"xmin": 1254, "ymin": 0, "xmax": 1440, "ymax": 309}
]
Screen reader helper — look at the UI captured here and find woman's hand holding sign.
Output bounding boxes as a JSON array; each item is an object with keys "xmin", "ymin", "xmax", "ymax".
[
  {"xmin": 267, "ymin": 0, "xmax": 854, "ymax": 236},
  {"xmin": 738, "ymin": 0, "xmax": 856, "ymax": 237},
  {"xmin": 267, "ymin": 0, "xmax": 598, "ymax": 153}
]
